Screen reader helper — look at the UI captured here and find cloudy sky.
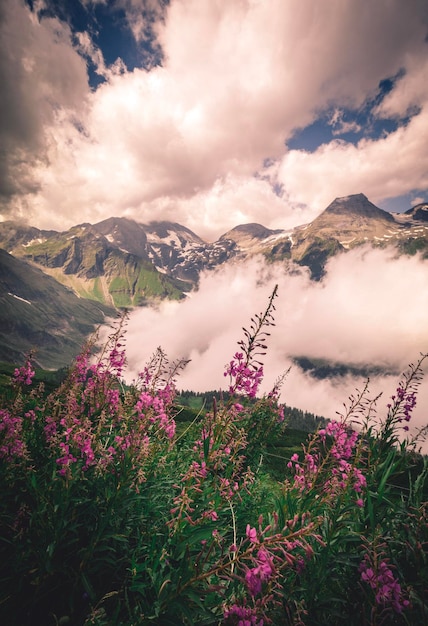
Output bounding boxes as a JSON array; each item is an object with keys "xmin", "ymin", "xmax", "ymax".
[
  {"xmin": 2, "ymin": 0, "xmax": 428, "ymax": 447},
  {"xmin": 1, "ymin": 0, "xmax": 428, "ymax": 239}
]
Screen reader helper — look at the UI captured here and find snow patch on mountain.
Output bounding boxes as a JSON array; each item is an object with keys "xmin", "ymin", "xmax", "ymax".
[{"xmin": 8, "ymin": 292, "xmax": 32, "ymax": 305}]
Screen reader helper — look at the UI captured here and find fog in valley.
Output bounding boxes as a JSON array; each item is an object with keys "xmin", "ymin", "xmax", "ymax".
[{"xmin": 119, "ymin": 247, "xmax": 428, "ymax": 452}]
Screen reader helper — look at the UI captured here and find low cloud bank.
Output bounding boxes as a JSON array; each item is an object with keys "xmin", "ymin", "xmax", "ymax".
[{"xmin": 122, "ymin": 248, "xmax": 428, "ymax": 450}]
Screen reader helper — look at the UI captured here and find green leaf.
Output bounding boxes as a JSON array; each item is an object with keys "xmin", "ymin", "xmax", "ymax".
[
  {"xmin": 203, "ymin": 434, "xmax": 210, "ymax": 462},
  {"xmin": 175, "ymin": 526, "xmax": 216, "ymax": 559},
  {"xmin": 81, "ymin": 572, "xmax": 96, "ymax": 601}
]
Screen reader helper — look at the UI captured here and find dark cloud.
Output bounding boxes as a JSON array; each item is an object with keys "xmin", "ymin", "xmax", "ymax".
[{"xmin": 0, "ymin": 0, "xmax": 88, "ymax": 207}]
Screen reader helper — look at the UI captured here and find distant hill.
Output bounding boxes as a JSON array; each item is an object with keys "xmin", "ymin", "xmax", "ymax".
[{"xmin": 0, "ymin": 248, "xmax": 114, "ymax": 369}]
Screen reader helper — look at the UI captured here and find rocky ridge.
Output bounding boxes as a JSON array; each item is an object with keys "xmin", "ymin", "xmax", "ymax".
[
  {"xmin": 1, "ymin": 193, "xmax": 428, "ymax": 304},
  {"xmin": 1, "ymin": 193, "xmax": 428, "ymax": 368}
]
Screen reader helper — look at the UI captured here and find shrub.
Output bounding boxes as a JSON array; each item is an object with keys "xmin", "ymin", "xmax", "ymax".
[{"xmin": 0, "ymin": 289, "xmax": 427, "ymax": 625}]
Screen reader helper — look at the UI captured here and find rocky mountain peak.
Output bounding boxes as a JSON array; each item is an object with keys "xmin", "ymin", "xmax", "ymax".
[
  {"xmin": 91, "ymin": 217, "xmax": 149, "ymax": 258},
  {"xmin": 144, "ymin": 221, "xmax": 205, "ymax": 246},
  {"xmin": 405, "ymin": 203, "xmax": 428, "ymax": 222},
  {"xmin": 323, "ymin": 194, "xmax": 394, "ymax": 222},
  {"xmin": 219, "ymin": 224, "xmax": 284, "ymax": 248}
]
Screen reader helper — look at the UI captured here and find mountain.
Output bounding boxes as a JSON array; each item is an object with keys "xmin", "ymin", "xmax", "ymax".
[
  {"xmin": 0, "ymin": 221, "xmax": 189, "ymax": 307},
  {"xmin": 1, "ymin": 192, "xmax": 428, "ymax": 368},
  {"xmin": 0, "ymin": 218, "xmax": 241, "ymax": 296},
  {"xmin": 2, "ymin": 194, "xmax": 428, "ymax": 294},
  {"xmin": 1, "ymin": 194, "xmax": 428, "ymax": 300},
  {"xmin": 0, "ymin": 248, "xmax": 115, "ymax": 369},
  {"xmin": 266, "ymin": 193, "xmax": 428, "ymax": 278},
  {"xmin": 405, "ymin": 202, "xmax": 428, "ymax": 222},
  {"xmin": 219, "ymin": 223, "xmax": 284, "ymax": 247},
  {"xmin": 142, "ymin": 221, "xmax": 237, "ymax": 283}
]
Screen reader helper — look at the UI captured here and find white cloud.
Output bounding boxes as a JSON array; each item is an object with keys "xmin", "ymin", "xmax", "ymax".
[
  {"xmin": 75, "ymin": 31, "xmax": 108, "ymax": 78},
  {"xmin": 1, "ymin": 0, "xmax": 428, "ymax": 235},
  {"xmin": 122, "ymin": 250, "xmax": 428, "ymax": 450},
  {"xmin": 277, "ymin": 107, "xmax": 428, "ymax": 212},
  {"xmin": 412, "ymin": 196, "xmax": 427, "ymax": 206},
  {"xmin": 374, "ymin": 55, "xmax": 428, "ymax": 119},
  {"xmin": 328, "ymin": 109, "xmax": 362, "ymax": 136}
]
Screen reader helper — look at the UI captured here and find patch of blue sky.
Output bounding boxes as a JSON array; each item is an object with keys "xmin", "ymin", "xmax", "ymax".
[
  {"xmin": 82, "ymin": 3, "xmax": 164, "ymax": 76},
  {"xmin": 92, "ymin": 6, "xmax": 140, "ymax": 67},
  {"xmin": 287, "ymin": 70, "xmax": 413, "ymax": 153},
  {"xmin": 378, "ymin": 191, "xmax": 428, "ymax": 214},
  {"xmin": 25, "ymin": 0, "xmax": 161, "ymax": 89}
]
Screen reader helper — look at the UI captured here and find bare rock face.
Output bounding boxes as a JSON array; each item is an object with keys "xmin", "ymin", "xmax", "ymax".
[
  {"xmin": 405, "ymin": 203, "xmax": 428, "ymax": 222},
  {"xmin": 322, "ymin": 193, "xmax": 394, "ymax": 221}
]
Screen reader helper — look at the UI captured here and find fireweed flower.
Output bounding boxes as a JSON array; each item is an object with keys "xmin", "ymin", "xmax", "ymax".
[
  {"xmin": 134, "ymin": 383, "xmax": 176, "ymax": 440},
  {"xmin": 359, "ymin": 554, "xmax": 410, "ymax": 614},
  {"xmin": 246, "ymin": 525, "xmax": 258, "ymax": 544},
  {"xmin": 245, "ymin": 568, "xmax": 262, "ymax": 596},
  {"xmin": 223, "ymin": 603, "xmax": 264, "ymax": 625},
  {"xmin": 13, "ymin": 356, "xmax": 35, "ymax": 386},
  {"xmin": 224, "ymin": 353, "xmax": 264, "ymax": 399},
  {"xmin": 244, "ymin": 548, "xmax": 274, "ymax": 597},
  {"xmin": 386, "ymin": 384, "xmax": 418, "ymax": 433},
  {"xmin": 55, "ymin": 442, "xmax": 77, "ymax": 476},
  {"xmin": 0, "ymin": 409, "xmax": 27, "ymax": 460},
  {"xmin": 287, "ymin": 419, "xmax": 366, "ymax": 506}
]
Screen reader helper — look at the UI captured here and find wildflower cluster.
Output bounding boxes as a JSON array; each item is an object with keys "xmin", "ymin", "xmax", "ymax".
[
  {"xmin": 222, "ymin": 513, "xmax": 323, "ymax": 624},
  {"xmin": 359, "ymin": 552, "xmax": 410, "ymax": 615},
  {"xmin": 225, "ymin": 285, "xmax": 277, "ymax": 399},
  {"xmin": 287, "ymin": 418, "xmax": 366, "ymax": 507},
  {"xmin": 223, "ymin": 603, "xmax": 263, "ymax": 626},
  {"xmin": 0, "ymin": 408, "xmax": 27, "ymax": 461},
  {"xmin": 225, "ymin": 352, "xmax": 264, "ymax": 398},
  {"xmin": 135, "ymin": 383, "xmax": 176, "ymax": 439},
  {"xmin": 0, "ymin": 293, "xmax": 427, "ymax": 626},
  {"xmin": 387, "ymin": 385, "xmax": 418, "ymax": 432},
  {"xmin": 13, "ymin": 354, "xmax": 35, "ymax": 387}
]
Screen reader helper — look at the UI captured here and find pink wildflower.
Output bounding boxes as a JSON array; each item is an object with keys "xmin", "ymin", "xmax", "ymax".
[
  {"xmin": 244, "ymin": 548, "xmax": 274, "ymax": 596},
  {"xmin": 246, "ymin": 524, "xmax": 258, "ymax": 544},
  {"xmin": 359, "ymin": 555, "xmax": 410, "ymax": 614},
  {"xmin": 0, "ymin": 409, "xmax": 26, "ymax": 460},
  {"xmin": 13, "ymin": 356, "xmax": 35, "ymax": 386},
  {"xmin": 224, "ymin": 603, "xmax": 264, "ymax": 626}
]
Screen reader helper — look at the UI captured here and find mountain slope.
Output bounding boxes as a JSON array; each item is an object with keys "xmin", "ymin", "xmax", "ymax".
[
  {"xmin": 0, "ymin": 221, "xmax": 189, "ymax": 307},
  {"xmin": 1, "ymin": 193, "xmax": 428, "ymax": 368},
  {"xmin": 0, "ymin": 249, "xmax": 115, "ymax": 369},
  {"xmin": 266, "ymin": 193, "xmax": 428, "ymax": 278},
  {"xmin": 1, "ymin": 194, "xmax": 428, "ymax": 303}
]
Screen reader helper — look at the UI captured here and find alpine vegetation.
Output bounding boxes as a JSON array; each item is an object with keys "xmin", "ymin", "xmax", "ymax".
[{"xmin": 0, "ymin": 289, "xmax": 427, "ymax": 625}]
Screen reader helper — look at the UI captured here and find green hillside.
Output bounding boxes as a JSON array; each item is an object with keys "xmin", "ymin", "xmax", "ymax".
[
  {"xmin": 16, "ymin": 226, "xmax": 188, "ymax": 307},
  {"xmin": 0, "ymin": 249, "xmax": 115, "ymax": 369}
]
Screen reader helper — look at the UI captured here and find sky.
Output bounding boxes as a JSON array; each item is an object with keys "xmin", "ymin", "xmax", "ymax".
[
  {"xmin": 1, "ymin": 0, "xmax": 428, "ymax": 448},
  {"xmin": 1, "ymin": 0, "xmax": 428, "ymax": 239}
]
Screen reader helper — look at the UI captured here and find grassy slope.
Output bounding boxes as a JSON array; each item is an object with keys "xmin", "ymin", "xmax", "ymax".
[{"xmin": 0, "ymin": 249, "xmax": 115, "ymax": 369}]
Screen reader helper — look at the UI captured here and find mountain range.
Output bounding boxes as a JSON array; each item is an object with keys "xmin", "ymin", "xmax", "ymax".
[{"xmin": 1, "ymin": 193, "xmax": 427, "ymax": 368}]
